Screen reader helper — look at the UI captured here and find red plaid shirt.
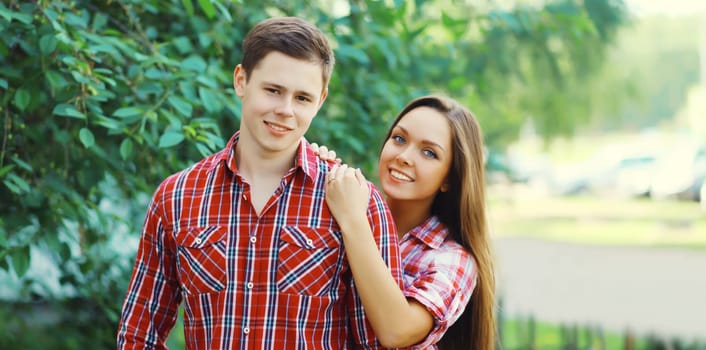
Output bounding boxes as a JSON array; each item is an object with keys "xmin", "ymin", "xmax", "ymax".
[
  {"xmin": 117, "ymin": 132, "xmax": 402, "ymax": 349},
  {"xmin": 399, "ymin": 216, "xmax": 476, "ymax": 350}
]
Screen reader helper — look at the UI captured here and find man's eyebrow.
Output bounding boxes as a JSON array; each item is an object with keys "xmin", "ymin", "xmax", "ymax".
[{"xmin": 263, "ymin": 82, "xmax": 316, "ymax": 98}]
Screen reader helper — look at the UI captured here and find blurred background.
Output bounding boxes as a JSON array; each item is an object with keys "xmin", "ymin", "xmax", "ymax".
[{"xmin": 0, "ymin": 0, "xmax": 704, "ymax": 349}]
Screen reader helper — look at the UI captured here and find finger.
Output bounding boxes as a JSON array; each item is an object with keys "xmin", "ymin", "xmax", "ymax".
[
  {"xmin": 327, "ymin": 149, "xmax": 337, "ymax": 161},
  {"xmin": 335, "ymin": 164, "xmax": 348, "ymax": 181},
  {"xmin": 343, "ymin": 165, "xmax": 356, "ymax": 179},
  {"xmin": 354, "ymin": 168, "xmax": 366, "ymax": 186},
  {"xmin": 328, "ymin": 164, "xmax": 339, "ymax": 182},
  {"xmin": 311, "ymin": 143, "xmax": 319, "ymax": 154},
  {"xmin": 335, "ymin": 157, "xmax": 342, "ymax": 164},
  {"xmin": 319, "ymin": 146, "xmax": 330, "ymax": 160}
]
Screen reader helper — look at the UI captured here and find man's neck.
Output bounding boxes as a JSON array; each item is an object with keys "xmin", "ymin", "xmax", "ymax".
[
  {"xmin": 235, "ymin": 142, "xmax": 298, "ymax": 183},
  {"xmin": 234, "ymin": 136, "xmax": 301, "ymax": 215}
]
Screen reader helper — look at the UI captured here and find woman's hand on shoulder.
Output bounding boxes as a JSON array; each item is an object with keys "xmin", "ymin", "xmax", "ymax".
[
  {"xmin": 310, "ymin": 142, "xmax": 341, "ymax": 163},
  {"xmin": 325, "ymin": 164, "xmax": 370, "ymax": 231}
]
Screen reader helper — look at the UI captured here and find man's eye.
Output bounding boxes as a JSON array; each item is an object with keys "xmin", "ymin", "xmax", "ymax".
[
  {"xmin": 265, "ymin": 88, "xmax": 279, "ymax": 94},
  {"xmin": 296, "ymin": 96, "xmax": 311, "ymax": 102}
]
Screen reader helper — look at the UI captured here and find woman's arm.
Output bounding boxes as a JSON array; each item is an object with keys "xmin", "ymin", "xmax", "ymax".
[{"xmin": 326, "ymin": 164, "xmax": 434, "ymax": 348}]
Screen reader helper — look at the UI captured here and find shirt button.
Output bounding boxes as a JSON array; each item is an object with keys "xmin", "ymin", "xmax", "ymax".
[
  {"xmin": 243, "ymin": 327, "xmax": 250, "ymax": 334},
  {"xmin": 195, "ymin": 238, "xmax": 202, "ymax": 244},
  {"xmin": 247, "ymin": 282, "xmax": 253, "ymax": 289},
  {"xmin": 250, "ymin": 236, "xmax": 257, "ymax": 243},
  {"xmin": 305, "ymin": 238, "xmax": 313, "ymax": 246}
]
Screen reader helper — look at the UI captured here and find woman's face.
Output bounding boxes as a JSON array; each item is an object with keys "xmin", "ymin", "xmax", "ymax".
[{"xmin": 378, "ymin": 106, "xmax": 453, "ymax": 205}]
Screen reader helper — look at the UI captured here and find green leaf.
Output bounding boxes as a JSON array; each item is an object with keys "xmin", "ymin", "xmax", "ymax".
[
  {"xmin": 172, "ymin": 36, "xmax": 193, "ymax": 54},
  {"xmin": 112, "ymin": 107, "xmax": 143, "ymax": 118},
  {"xmin": 145, "ymin": 68, "xmax": 165, "ymax": 80},
  {"xmin": 10, "ymin": 246, "xmax": 30, "ymax": 278},
  {"xmin": 199, "ymin": 87, "xmax": 221, "ymax": 112},
  {"xmin": 11, "ymin": 156, "xmax": 32, "ymax": 172},
  {"xmin": 3, "ymin": 180, "xmax": 21, "ymax": 194},
  {"xmin": 337, "ymin": 44, "xmax": 370, "ymax": 65},
  {"xmin": 46, "ymin": 70, "xmax": 67, "ymax": 90},
  {"xmin": 182, "ymin": 0, "xmax": 195, "ymax": 17},
  {"xmin": 213, "ymin": 1, "xmax": 232, "ymax": 22},
  {"xmin": 168, "ymin": 95, "xmax": 192, "ymax": 117},
  {"xmin": 94, "ymin": 115, "xmax": 122, "ymax": 130},
  {"xmin": 198, "ymin": 0, "xmax": 216, "ymax": 19},
  {"xmin": 158, "ymin": 131, "xmax": 185, "ymax": 148},
  {"xmin": 0, "ymin": 78, "xmax": 7, "ymax": 90},
  {"xmin": 13, "ymin": 88, "xmax": 30, "ymax": 111},
  {"xmin": 39, "ymin": 34, "xmax": 57, "ymax": 55},
  {"xmin": 120, "ymin": 138, "xmax": 133, "ymax": 160},
  {"xmin": 52, "ymin": 103, "xmax": 86, "ymax": 119},
  {"xmin": 195, "ymin": 142, "xmax": 212, "ymax": 157},
  {"xmin": 93, "ymin": 12, "xmax": 108, "ymax": 31},
  {"xmin": 182, "ymin": 55, "xmax": 207, "ymax": 72},
  {"xmin": 79, "ymin": 128, "xmax": 95, "ymax": 148},
  {"xmin": 64, "ymin": 12, "xmax": 88, "ymax": 28},
  {"xmin": 6, "ymin": 173, "xmax": 30, "ymax": 193},
  {"xmin": 0, "ymin": 8, "xmax": 32, "ymax": 24},
  {"xmin": 0, "ymin": 164, "xmax": 15, "ymax": 178},
  {"xmin": 195, "ymin": 75, "xmax": 218, "ymax": 88}
]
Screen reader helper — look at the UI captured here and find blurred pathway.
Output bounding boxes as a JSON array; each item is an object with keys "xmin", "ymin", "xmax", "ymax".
[{"xmin": 494, "ymin": 237, "xmax": 706, "ymax": 340}]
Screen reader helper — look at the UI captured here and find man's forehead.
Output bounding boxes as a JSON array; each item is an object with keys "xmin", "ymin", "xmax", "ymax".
[{"xmin": 249, "ymin": 52, "xmax": 326, "ymax": 93}]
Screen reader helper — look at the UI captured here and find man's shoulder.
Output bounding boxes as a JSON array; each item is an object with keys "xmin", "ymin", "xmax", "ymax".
[
  {"xmin": 366, "ymin": 181, "xmax": 387, "ymax": 204},
  {"xmin": 155, "ymin": 149, "xmax": 227, "ymax": 194}
]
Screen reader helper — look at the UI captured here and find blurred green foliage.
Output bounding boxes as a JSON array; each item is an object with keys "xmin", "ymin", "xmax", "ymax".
[{"xmin": 0, "ymin": 0, "xmax": 625, "ymax": 345}]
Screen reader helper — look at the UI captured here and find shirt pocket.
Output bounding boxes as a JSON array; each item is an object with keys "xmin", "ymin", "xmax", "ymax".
[
  {"xmin": 176, "ymin": 226, "xmax": 228, "ymax": 294},
  {"xmin": 277, "ymin": 226, "xmax": 343, "ymax": 297}
]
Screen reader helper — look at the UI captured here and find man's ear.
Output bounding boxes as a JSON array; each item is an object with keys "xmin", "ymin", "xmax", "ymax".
[
  {"xmin": 317, "ymin": 87, "xmax": 329, "ymax": 108},
  {"xmin": 233, "ymin": 64, "xmax": 246, "ymax": 97}
]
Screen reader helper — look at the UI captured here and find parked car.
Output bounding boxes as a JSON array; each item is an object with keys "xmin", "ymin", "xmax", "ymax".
[
  {"xmin": 650, "ymin": 144, "xmax": 706, "ymax": 201},
  {"xmin": 613, "ymin": 155, "xmax": 657, "ymax": 197}
]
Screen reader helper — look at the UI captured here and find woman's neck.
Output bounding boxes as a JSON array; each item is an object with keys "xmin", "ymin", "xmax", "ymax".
[{"xmin": 388, "ymin": 199, "xmax": 433, "ymax": 239}]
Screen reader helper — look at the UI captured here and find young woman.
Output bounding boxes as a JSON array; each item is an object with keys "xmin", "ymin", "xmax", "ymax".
[{"xmin": 323, "ymin": 95, "xmax": 496, "ymax": 349}]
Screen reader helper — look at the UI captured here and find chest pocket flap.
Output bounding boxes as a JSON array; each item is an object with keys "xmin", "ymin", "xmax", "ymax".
[
  {"xmin": 280, "ymin": 225, "xmax": 341, "ymax": 249},
  {"xmin": 178, "ymin": 226, "xmax": 229, "ymax": 248}
]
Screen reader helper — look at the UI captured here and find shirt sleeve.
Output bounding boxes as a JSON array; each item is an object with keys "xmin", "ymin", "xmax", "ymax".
[
  {"xmin": 348, "ymin": 184, "xmax": 403, "ymax": 349},
  {"xmin": 117, "ymin": 182, "xmax": 182, "ymax": 350},
  {"xmin": 403, "ymin": 249, "xmax": 476, "ymax": 349}
]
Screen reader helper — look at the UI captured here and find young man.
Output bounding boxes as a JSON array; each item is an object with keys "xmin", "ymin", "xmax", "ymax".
[{"xmin": 117, "ymin": 17, "xmax": 402, "ymax": 349}]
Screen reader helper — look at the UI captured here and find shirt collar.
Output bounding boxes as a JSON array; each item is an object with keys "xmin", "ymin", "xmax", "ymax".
[
  {"xmin": 210, "ymin": 131, "xmax": 319, "ymax": 182},
  {"xmin": 406, "ymin": 215, "xmax": 449, "ymax": 249}
]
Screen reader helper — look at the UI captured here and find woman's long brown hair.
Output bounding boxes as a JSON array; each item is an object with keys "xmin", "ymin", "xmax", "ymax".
[{"xmin": 386, "ymin": 95, "xmax": 496, "ymax": 350}]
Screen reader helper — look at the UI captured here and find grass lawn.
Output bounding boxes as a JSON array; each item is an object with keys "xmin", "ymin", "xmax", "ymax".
[
  {"xmin": 500, "ymin": 317, "xmax": 631, "ymax": 350},
  {"xmin": 498, "ymin": 316, "xmax": 706, "ymax": 350},
  {"xmin": 488, "ymin": 193, "xmax": 706, "ymax": 249}
]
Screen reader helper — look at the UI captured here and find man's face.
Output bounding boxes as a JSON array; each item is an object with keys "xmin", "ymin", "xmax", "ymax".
[{"xmin": 234, "ymin": 51, "xmax": 328, "ymax": 158}]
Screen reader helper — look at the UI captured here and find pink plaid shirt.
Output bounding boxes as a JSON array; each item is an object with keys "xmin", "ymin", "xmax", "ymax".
[
  {"xmin": 399, "ymin": 216, "xmax": 476, "ymax": 349},
  {"xmin": 117, "ymin": 132, "xmax": 402, "ymax": 349}
]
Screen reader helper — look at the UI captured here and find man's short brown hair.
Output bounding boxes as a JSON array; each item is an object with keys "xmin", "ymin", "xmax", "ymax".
[{"xmin": 241, "ymin": 17, "xmax": 335, "ymax": 87}]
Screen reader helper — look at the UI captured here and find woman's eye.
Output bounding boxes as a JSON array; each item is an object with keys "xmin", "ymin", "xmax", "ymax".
[
  {"xmin": 423, "ymin": 149, "xmax": 438, "ymax": 159},
  {"xmin": 391, "ymin": 135, "xmax": 405, "ymax": 144}
]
